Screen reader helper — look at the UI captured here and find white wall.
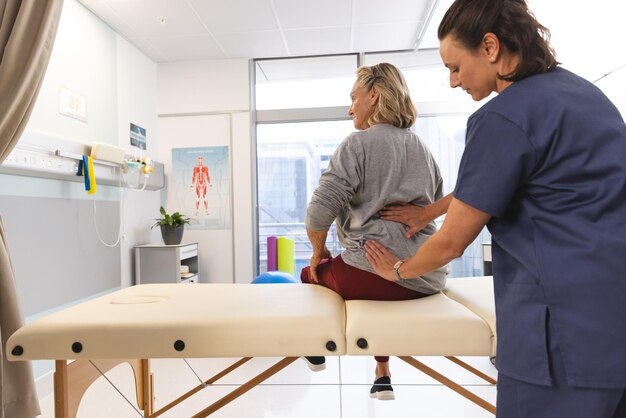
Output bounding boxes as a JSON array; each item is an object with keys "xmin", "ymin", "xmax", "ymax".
[
  {"xmin": 4, "ymin": 0, "xmax": 161, "ymax": 384},
  {"xmin": 27, "ymin": 0, "xmax": 117, "ymax": 145},
  {"xmin": 157, "ymin": 59, "xmax": 254, "ymax": 284},
  {"xmin": 115, "ymin": 36, "xmax": 161, "ymax": 288},
  {"xmin": 231, "ymin": 112, "xmax": 255, "ymax": 283},
  {"xmin": 8, "ymin": 0, "xmax": 161, "ymax": 295},
  {"xmin": 158, "ymin": 60, "xmax": 250, "ymax": 114}
]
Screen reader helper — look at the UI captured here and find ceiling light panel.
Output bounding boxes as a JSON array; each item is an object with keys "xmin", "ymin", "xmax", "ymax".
[
  {"xmin": 190, "ymin": 0, "xmax": 279, "ymax": 33},
  {"xmin": 284, "ymin": 27, "xmax": 352, "ymax": 56},
  {"xmin": 105, "ymin": 0, "xmax": 207, "ymax": 38},
  {"xmin": 355, "ymin": 0, "xmax": 433, "ymax": 25},
  {"xmin": 215, "ymin": 31, "xmax": 288, "ymax": 58},
  {"xmin": 353, "ymin": 21, "xmax": 422, "ymax": 52},
  {"xmin": 272, "ymin": 0, "xmax": 352, "ymax": 29}
]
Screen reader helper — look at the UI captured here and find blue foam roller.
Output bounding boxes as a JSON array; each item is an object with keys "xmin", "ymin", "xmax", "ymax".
[{"xmin": 251, "ymin": 271, "xmax": 298, "ymax": 284}]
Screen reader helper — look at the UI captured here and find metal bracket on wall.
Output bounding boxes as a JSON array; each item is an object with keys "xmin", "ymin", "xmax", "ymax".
[{"xmin": 1, "ymin": 141, "xmax": 164, "ymax": 190}]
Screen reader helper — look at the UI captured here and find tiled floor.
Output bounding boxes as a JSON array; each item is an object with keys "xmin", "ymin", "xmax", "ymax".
[{"xmin": 39, "ymin": 356, "xmax": 497, "ymax": 417}]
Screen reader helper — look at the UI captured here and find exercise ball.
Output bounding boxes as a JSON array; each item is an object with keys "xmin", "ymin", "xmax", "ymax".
[{"xmin": 251, "ymin": 271, "xmax": 298, "ymax": 284}]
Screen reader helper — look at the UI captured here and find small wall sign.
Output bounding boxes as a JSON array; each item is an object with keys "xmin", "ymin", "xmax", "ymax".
[
  {"xmin": 59, "ymin": 87, "xmax": 88, "ymax": 122},
  {"xmin": 130, "ymin": 123, "xmax": 147, "ymax": 150}
]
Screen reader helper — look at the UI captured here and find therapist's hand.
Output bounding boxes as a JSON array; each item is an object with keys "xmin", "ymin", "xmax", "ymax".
[
  {"xmin": 309, "ymin": 247, "xmax": 332, "ymax": 283},
  {"xmin": 378, "ymin": 202, "xmax": 429, "ymax": 238},
  {"xmin": 365, "ymin": 241, "xmax": 399, "ymax": 282}
]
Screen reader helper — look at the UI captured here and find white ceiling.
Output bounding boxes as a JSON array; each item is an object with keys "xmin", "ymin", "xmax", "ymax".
[{"xmin": 77, "ymin": 0, "xmax": 442, "ymax": 63}]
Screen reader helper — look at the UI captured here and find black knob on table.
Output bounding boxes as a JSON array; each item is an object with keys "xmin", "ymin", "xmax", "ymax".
[
  {"xmin": 174, "ymin": 340, "xmax": 185, "ymax": 352},
  {"xmin": 356, "ymin": 338, "xmax": 368, "ymax": 349}
]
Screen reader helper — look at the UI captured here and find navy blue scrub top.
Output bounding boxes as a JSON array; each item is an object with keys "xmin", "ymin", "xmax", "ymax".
[{"xmin": 454, "ymin": 68, "xmax": 626, "ymax": 388}]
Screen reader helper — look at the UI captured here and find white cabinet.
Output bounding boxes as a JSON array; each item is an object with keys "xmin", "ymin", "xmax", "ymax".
[
  {"xmin": 482, "ymin": 242, "xmax": 492, "ymax": 276},
  {"xmin": 135, "ymin": 242, "xmax": 199, "ymax": 284}
]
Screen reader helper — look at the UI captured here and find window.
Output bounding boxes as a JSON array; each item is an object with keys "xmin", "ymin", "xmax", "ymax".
[
  {"xmin": 413, "ymin": 115, "xmax": 490, "ymax": 277},
  {"xmin": 253, "ymin": 52, "xmax": 492, "ymax": 278},
  {"xmin": 256, "ymin": 120, "xmax": 354, "ymax": 274}
]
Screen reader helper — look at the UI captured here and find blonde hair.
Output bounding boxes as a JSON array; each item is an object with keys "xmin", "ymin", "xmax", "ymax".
[{"xmin": 356, "ymin": 63, "xmax": 417, "ymax": 129}]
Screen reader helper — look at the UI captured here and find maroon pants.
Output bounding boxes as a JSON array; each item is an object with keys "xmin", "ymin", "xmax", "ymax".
[{"xmin": 301, "ymin": 254, "xmax": 427, "ymax": 363}]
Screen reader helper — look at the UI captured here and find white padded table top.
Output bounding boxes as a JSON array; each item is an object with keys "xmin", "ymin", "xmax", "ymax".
[
  {"xmin": 443, "ymin": 276, "xmax": 496, "ymax": 354},
  {"xmin": 443, "ymin": 277, "xmax": 495, "ymax": 332},
  {"xmin": 7, "ymin": 283, "xmax": 346, "ymax": 360},
  {"xmin": 345, "ymin": 292, "xmax": 493, "ymax": 356}
]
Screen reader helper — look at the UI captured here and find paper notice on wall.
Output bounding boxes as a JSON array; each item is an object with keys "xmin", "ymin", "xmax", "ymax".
[{"xmin": 59, "ymin": 87, "xmax": 88, "ymax": 122}]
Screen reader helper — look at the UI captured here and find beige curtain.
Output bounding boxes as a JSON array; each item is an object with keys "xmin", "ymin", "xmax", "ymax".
[{"xmin": 0, "ymin": 1, "xmax": 64, "ymax": 417}]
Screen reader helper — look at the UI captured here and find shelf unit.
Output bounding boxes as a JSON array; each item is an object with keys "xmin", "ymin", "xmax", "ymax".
[
  {"xmin": 135, "ymin": 242, "xmax": 198, "ymax": 284},
  {"xmin": 482, "ymin": 242, "xmax": 492, "ymax": 276}
]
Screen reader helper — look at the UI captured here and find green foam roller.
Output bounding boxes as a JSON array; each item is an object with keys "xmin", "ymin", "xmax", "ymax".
[{"xmin": 277, "ymin": 237, "xmax": 295, "ymax": 275}]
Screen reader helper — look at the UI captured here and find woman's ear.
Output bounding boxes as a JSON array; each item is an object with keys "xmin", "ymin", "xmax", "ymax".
[
  {"xmin": 482, "ymin": 32, "xmax": 500, "ymax": 62},
  {"xmin": 369, "ymin": 86, "xmax": 380, "ymax": 105}
]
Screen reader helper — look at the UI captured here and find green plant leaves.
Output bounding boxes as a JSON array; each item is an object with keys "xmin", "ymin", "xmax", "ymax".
[{"xmin": 152, "ymin": 206, "xmax": 190, "ymax": 229}]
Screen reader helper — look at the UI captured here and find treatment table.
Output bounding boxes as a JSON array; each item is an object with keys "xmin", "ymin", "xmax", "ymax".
[{"xmin": 7, "ymin": 276, "xmax": 497, "ymax": 417}]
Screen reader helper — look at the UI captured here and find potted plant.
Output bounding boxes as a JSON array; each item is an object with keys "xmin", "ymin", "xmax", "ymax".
[{"xmin": 151, "ymin": 206, "xmax": 190, "ymax": 245}]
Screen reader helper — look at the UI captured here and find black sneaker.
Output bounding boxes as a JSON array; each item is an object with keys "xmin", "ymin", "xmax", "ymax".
[
  {"xmin": 369, "ymin": 376, "xmax": 395, "ymax": 400},
  {"xmin": 302, "ymin": 356, "xmax": 326, "ymax": 372}
]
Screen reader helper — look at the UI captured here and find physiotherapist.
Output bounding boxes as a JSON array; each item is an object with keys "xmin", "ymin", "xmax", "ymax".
[{"xmin": 365, "ymin": 0, "xmax": 626, "ymax": 416}]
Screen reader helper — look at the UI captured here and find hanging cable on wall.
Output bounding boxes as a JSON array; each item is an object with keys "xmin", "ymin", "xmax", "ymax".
[
  {"xmin": 92, "ymin": 157, "xmax": 156, "ymax": 247},
  {"xmin": 93, "ymin": 167, "xmax": 124, "ymax": 248}
]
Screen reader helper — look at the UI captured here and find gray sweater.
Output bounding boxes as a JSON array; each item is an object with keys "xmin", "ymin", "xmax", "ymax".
[{"xmin": 305, "ymin": 124, "xmax": 448, "ymax": 293}]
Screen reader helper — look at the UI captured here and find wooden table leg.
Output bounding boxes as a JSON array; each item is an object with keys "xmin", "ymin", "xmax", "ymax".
[
  {"xmin": 399, "ymin": 356, "xmax": 496, "ymax": 415},
  {"xmin": 54, "ymin": 360, "xmax": 69, "ymax": 418},
  {"xmin": 54, "ymin": 359, "xmax": 147, "ymax": 418}
]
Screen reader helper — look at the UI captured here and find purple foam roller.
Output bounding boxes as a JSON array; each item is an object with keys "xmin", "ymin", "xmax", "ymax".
[{"xmin": 267, "ymin": 236, "xmax": 278, "ymax": 271}]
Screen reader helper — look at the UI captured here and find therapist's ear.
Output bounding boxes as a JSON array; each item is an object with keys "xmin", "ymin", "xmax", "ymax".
[{"xmin": 482, "ymin": 32, "xmax": 500, "ymax": 63}]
